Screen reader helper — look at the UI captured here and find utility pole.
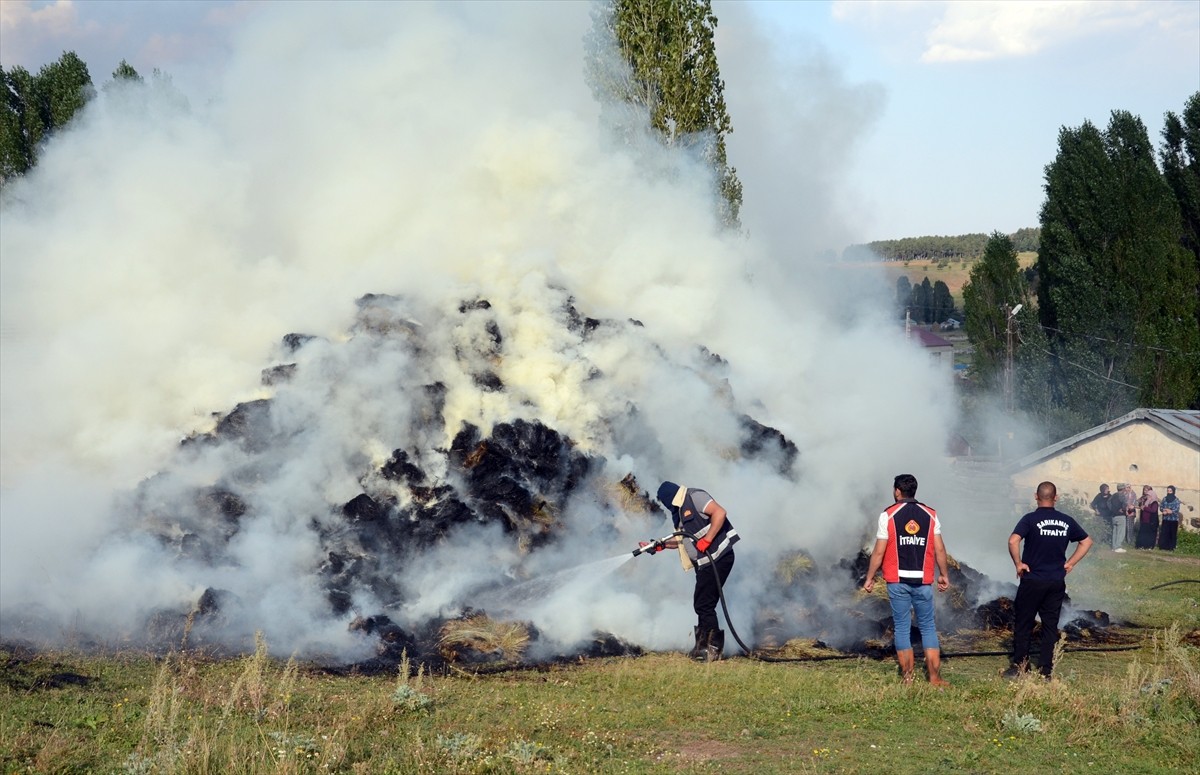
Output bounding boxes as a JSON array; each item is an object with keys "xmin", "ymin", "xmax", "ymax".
[{"xmin": 1004, "ymin": 303, "xmax": 1022, "ymax": 414}]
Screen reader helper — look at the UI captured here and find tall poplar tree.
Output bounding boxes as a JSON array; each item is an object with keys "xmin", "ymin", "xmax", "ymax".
[
  {"xmin": 1039, "ymin": 111, "xmax": 1200, "ymax": 429},
  {"xmin": 895, "ymin": 275, "xmax": 912, "ymax": 318},
  {"xmin": 1161, "ymin": 92, "xmax": 1200, "ymax": 350},
  {"xmin": 932, "ymin": 280, "xmax": 954, "ymax": 323},
  {"xmin": 587, "ymin": 0, "xmax": 743, "ymax": 228}
]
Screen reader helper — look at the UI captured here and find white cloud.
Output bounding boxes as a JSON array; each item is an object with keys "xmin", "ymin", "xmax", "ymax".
[
  {"xmin": 0, "ymin": 0, "xmax": 93, "ymax": 65},
  {"xmin": 832, "ymin": 0, "xmax": 1195, "ymax": 64}
]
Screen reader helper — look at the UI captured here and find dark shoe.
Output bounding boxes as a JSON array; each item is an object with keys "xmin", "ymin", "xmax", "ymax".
[{"xmin": 1002, "ymin": 664, "xmax": 1026, "ymax": 680}]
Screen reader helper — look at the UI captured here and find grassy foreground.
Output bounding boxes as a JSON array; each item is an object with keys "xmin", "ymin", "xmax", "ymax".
[{"xmin": 3, "ymin": 545, "xmax": 1198, "ymax": 775}]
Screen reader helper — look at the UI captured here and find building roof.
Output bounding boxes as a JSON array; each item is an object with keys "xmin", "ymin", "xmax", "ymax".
[
  {"xmin": 1009, "ymin": 408, "xmax": 1200, "ymax": 472},
  {"xmin": 908, "ymin": 327, "xmax": 954, "ymax": 348}
]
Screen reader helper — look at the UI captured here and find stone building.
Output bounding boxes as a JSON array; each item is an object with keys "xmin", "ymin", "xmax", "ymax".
[{"xmin": 1008, "ymin": 409, "xmax": 1200, "ymax": 530}]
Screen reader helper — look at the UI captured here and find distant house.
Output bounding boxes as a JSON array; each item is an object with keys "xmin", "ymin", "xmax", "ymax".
[
  {"xmin": 906, "ymin": 325, "xmax": 955, "ymax": 362},
  {"xmin": 1008, "ymin": 409, "xmax": 1200, "ymax": 530},
  {"xmin": 940, "ymin": 317, "xmax": 962, "ymax": 331}
]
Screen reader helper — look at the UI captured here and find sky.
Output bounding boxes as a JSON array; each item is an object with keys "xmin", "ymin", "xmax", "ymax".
[{"xmin": 2, "ymin": 0, "xmax": 1197, "ymax": 244}]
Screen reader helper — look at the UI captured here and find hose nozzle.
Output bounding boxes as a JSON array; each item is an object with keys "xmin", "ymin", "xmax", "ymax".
[
  {"xmin": 632, "ymin": 531, "xmax": 680, "ymax": 557},
  {"xmin": 631, "ymin": 540, "xmax": 663, "ymax": 557}
]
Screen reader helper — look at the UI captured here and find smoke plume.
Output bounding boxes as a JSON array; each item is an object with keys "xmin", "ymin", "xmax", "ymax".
[{"xmin": 0, "ymin": 2, "xmax": 991, "ymax": 659}]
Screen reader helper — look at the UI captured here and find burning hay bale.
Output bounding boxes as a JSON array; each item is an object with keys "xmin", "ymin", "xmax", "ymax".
[{"xmin": 437, "ymin": 614, "xmax": 531, "ymax": 665}]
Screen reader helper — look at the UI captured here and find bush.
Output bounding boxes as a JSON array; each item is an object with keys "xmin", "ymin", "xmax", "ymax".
[{"xmin": 1175, "ymin": 528, "xmax": 1200, "ymax": 557}]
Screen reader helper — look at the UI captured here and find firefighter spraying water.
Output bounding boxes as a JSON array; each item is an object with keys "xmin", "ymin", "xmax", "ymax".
[{"xmin": 631, "ymin": 481, "xmax": 741, "ymax": 662}]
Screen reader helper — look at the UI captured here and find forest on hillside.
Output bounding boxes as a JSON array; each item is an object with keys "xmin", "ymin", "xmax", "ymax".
[{"xmin": 843, "ymin": 228, "xmax": 1041, "ymax": 262}]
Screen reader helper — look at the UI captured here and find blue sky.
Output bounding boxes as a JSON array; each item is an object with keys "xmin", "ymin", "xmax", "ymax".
[{"xmin": 2, "ymin": 0, "xmax": 1197, "ymax": 243}]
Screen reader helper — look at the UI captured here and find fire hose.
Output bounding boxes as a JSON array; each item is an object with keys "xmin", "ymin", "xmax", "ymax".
[{"xmin": 634, "ymin": 532, "xmax": 1148, "ymax": 663}]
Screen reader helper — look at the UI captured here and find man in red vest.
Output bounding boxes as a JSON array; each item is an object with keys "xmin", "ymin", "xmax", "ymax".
[{"xmin": 863, "ymin": 473, "xmax": 951, "ymax": 686}]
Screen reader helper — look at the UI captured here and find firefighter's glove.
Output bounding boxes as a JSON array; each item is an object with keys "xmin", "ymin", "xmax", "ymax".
[
  {"xmin": 638, "ymin": 541, "xmax": 661, "ymax": 555},
  {"xmin": 694, "ymin": 537, "xmax": 712, "ymax": 554}
]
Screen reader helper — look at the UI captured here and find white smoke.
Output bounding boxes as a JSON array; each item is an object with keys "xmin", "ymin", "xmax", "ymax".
[{"xmin": 1, "ymin": 1, "xmax": 978, "ymax": 658}]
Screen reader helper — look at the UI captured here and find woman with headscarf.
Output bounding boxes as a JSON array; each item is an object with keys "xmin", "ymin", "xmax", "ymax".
[
  {"xmin": 1135, "ymin": 485, "xmax": 1160, "ymax": 549},
  {"xmin": 1158, "ymin": 486, "xmax": 1183, "ymax": 551}
]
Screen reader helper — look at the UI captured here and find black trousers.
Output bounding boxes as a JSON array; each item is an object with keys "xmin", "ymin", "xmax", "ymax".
[
  {"xmin": 1012, "ymin": 577, "xmax": 1066, "ymax": 675},
  {"xmin": 694, "ymin": 550, "xmax": 735, "ymax": 634},
  {"xmin": 1158, "ymin": 521, "xmax": 1179, "ymax": 551}
]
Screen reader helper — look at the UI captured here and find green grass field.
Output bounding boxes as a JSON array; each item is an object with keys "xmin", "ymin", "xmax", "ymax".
[{"xmin": 3, "ymin": 540, "xmax": 1197, "ymax": 774}]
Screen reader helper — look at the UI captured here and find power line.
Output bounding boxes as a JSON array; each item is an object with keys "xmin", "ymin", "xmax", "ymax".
[
  {"xmin": 1035, "ymin": 323, "xmax": 1200, "ymax": 356},
  {"xmin": 1030, "ymin": 346, "xmax": 1140, "ymax": 389}
]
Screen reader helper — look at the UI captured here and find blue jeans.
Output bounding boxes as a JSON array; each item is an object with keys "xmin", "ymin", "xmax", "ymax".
[{"xmin": 886, "ymin": 582, "xmax": 939, "ymax": 651}]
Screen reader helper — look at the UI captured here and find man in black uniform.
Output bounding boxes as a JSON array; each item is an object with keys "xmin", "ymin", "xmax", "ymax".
[
  {"xmin": 649, "ymin": 481, "xmax": 739, "ymax": 661},
  {"xmin": 1005, "ymin": 481, "xmax": 1093, "ymax": 679}
]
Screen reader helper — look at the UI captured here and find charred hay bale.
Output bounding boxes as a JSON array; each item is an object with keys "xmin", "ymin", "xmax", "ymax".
[
  {"xmin": 578, "ymin": 632, "xmax": 643, "ymax": 658},
  {"xmin": 401, "ymin": 495, "xmax": 478, "ymax": 547},
  {"xmin": 281, "ymin": 333, "xmax": 316, "ymax": 352},
  {"xmin": 194, "ymin": 487, "xmax": 246, "ymax": 525},
  {"xmin": 1061, "ymin": 610, "xmax": 1114, "ymax": 642},
  {"xmin": 472, "ymin": 371, "xmax": 504, "ymax": 391},
  {"xmin": 562, "ymin": 299, "xmax": 601, "ymax": 338},
  {"xmin": 975, "ymin": 596, "xmax": 1015, "ymax": 629},
  {"xmin": 261, "ymin": 363, "xmax": 296, "ymax": 385},
  {"xmin": 144, "ymin": 609, "xmax": 188, "ymax": 650},
  {"xmin": 352, "ymin": 294, "xmax": 424, "ymax": 339},
  {"xmin": 342, "ymin": 493, "xmax": 385, "ymax": 523},
  {"xmin": 448, "ymin": 420, "xmax": 594, "ymax": 543},
  {"xmin": 840, "ymin": 550, "xmax": 873, "ymax": 585},
  {"xmin": 380, "ymin": 449, "xmax": 425, "ymax": 487},
  {"xmin": 738, "ymin": 415, "xmax": 799, "ymax": 476},
  {"xmin": 213, "ymin": 399, "xmax": 274, "ymax": 453}
]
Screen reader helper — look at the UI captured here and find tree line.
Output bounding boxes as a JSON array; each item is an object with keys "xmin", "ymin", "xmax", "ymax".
[
  {"xmin": 963, "ymin": 93, "xmax": 1200, "ymax": 440},
  {"xmin": 845, "ymin": 227, "xmax": 1040, "ymax": 262}
]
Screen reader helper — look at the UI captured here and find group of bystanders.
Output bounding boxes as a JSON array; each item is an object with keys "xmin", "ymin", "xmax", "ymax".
[{"xmin": 1090, "ymin": 482, "xmax": 1186, "ymax": 553}]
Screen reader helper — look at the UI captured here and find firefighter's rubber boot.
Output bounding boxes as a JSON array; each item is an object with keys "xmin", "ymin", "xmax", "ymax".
[
  {"xmin": 688, "ymin": 627, "xmax": 707, "ymax": 660},
  {"xmin": 705, "ymin": 629, "xmax": 725, "ymax": 662}
]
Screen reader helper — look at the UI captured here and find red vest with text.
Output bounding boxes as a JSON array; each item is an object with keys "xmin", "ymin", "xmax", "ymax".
[{"xmin": 882, "ymin": 500, "xmax": 938, "ymax": 585}]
